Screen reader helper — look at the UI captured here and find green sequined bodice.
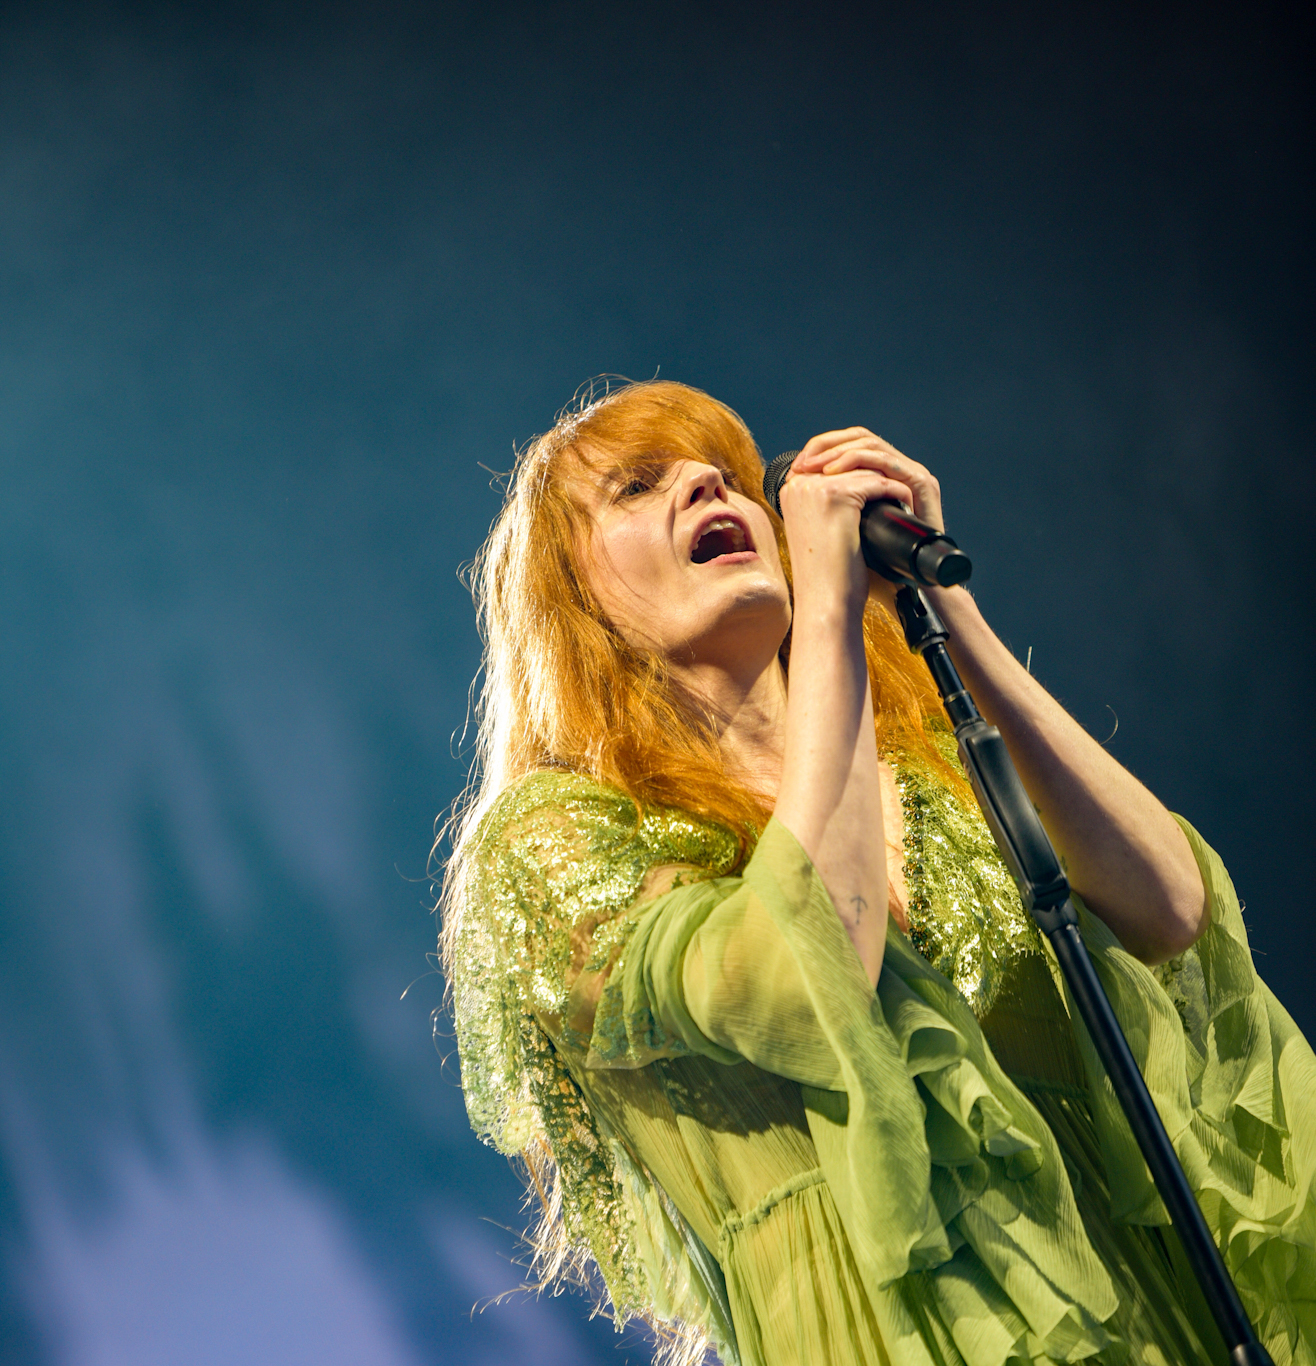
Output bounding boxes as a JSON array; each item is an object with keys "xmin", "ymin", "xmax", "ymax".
[{"xmin": 893, "ymin": 733, "xmax": 1043, "ymax": 1017}]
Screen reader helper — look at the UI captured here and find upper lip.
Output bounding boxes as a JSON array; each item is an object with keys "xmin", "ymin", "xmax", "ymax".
[{"xmin": 688, "ymin": 508, "xmax": 755, "ymax": 562}]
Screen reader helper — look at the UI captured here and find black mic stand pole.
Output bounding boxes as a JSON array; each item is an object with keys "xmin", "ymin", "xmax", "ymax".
[{"xmin": 893, "ymin": 584, "xmax": 1271, "ymax": 1366}]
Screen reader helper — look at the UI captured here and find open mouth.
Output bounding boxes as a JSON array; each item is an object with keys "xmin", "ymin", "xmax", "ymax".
[{"xmin": 691, "ymin": 517, "xmax": 752, "ymax": 564}]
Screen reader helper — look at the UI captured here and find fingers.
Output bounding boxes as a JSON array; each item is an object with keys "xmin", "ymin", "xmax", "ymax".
[
  {"xmin": 783, "ymin": 469, "xmax": 915, "ymax": 510},
  {"xmin": 786, "ymin": 430, "xmax": 944, "ymax": 532},
  {"xmin": 779, "ymin": 466, "xmax": 911, "ymax": 514},
  {"xmin": 792, "ymin": 428, "xmax": 879, "ymax": 470},
  {"xmin": 820, "ymin": 445, "xmax": 939, "ymax": 524}
]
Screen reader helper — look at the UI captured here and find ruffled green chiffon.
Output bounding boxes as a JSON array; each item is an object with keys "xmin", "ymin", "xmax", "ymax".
[{"xmin": 455, "ymin": 771, "xmax": 1316, "ymax": 1365}]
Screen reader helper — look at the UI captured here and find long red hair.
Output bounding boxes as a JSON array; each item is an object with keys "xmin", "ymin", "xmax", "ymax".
[{"xmin": 440, "ymin": 379, "xmax": 956, "ymax": 1359}]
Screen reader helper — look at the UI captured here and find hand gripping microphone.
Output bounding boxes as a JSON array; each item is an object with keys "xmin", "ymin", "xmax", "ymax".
[{"xmin": 762, "ymin": 450, "xmax": 973, "ymax": 589}]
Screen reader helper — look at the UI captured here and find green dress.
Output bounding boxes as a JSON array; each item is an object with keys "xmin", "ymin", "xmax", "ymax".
[{"xmin": 451, "ymin": 744, "xmax": 1316, "ymax": 1366}]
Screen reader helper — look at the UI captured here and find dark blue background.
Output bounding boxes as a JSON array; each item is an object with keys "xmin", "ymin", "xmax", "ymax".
[{"xmin": 1, "ymin": 3, "xmax": 1311, "ymax": 1362}]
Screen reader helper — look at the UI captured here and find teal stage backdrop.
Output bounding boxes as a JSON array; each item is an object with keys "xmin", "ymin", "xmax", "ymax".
[{"xmin": 1, "ymin": 3, "xmax": 1312, "ymax": 1362}]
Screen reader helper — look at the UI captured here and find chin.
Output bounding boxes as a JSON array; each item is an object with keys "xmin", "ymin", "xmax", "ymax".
[
  {"xmin": 712, "ymin": 564, "xmax": 786, "ymax": 603},
  {"xmin": 708, "ymin": 578, "xmax": 792, "ymax": 637}
]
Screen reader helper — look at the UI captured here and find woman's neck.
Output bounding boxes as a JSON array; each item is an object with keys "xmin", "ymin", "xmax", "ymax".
[{"xmin": 669, "ymin": 653, "xmax": 789, "ymax": 801}]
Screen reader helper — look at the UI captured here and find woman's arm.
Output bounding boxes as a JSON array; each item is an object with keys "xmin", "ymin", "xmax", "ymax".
[
  {"xmin": 792, "ymin": 431, "xmax": 1207, "ymax": 966},
  {"xmin": 925, "ymin": 585, "xmax": 1206, "ymax": 962},
  {"xmin": 772, "ymin": 443, "xmax": 902, "ymax": 988}
]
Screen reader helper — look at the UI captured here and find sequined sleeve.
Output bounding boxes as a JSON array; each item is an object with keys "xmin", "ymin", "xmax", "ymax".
[
  {"xmin": 450, "ymin": 770, "xmax": 745, "ymax": 1328},
  {"xmin": 461, "ymin": 771, "xmax": 741, "ymax": 1067},
  {"xmin": 452, "ymin": 767, "xmax": 754, "ymax": 1160}
]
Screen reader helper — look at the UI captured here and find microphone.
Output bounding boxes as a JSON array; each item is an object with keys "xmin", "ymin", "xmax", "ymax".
[{"xmin": 762, "ymin": 450, "xmax": 973, "ymax": 589}]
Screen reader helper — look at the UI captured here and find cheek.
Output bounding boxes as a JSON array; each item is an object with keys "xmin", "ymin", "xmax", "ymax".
[
  {"xmin": 605, "ymin": 510, "xmax": 680, "ymax": 580},
  {"xmin": 583, "ymin": 519, "xmax": 674, "ymax": 625}
]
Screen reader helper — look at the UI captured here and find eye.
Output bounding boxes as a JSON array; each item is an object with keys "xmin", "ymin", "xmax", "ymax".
[
  {"xmin": 720, "ymin": 467, "xmax": 742, "ymax": 491},
  {"xmin": 615, "ymin": 462, "xmax": 669, "ymax": 498}
]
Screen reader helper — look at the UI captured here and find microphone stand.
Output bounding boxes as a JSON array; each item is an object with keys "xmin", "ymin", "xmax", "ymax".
[{"xmin": 893, "ymin": 584, "xmax": 1272, "ymax": 1366}]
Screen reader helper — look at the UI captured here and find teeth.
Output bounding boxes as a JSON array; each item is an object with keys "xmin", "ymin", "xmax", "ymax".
[
  {"xmin": 707, "ymin": 519, "xmax": 745, "ymax": 546},
  {"xmin": 692, "ymin": 518, "xmax": 749, "ymax": 561}
]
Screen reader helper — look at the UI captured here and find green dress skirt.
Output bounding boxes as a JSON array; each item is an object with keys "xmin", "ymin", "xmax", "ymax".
[{"xmin": 451, "ymin": 759, "xmax": 1316, "ymax": 1366}]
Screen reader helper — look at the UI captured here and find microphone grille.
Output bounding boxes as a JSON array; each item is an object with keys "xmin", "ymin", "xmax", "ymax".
[{"xmin": 762, "ymin": 450, "xmax": 800, "ymax": 515}]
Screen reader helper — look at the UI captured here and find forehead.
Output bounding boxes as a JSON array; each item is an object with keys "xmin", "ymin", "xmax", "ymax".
[
  {"xmin": 555, "ymin": 442, "xmax": 631, "ymax": 521},
  {"xmin": 572, "ymin": 436, "xmax": 738, "ymax": 479},
  {"xmin": 561, "ymin": 466, "xmax": 609, "ymax": 519}
]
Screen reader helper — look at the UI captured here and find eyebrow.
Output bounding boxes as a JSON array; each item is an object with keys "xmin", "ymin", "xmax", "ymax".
[{"xmin": 587, "ymin": 452, "xmax": 740, "ymax": 492}]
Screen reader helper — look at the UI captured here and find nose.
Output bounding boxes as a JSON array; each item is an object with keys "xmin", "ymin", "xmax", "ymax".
[{"xmin": 676, "ymin": 461, "xmax": 729, "ymax": 508}]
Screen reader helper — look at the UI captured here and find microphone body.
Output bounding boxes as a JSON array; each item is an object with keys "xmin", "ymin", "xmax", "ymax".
[{"xmin": 762, "ymin": 449, "xmax": 972, "ymax": 589}]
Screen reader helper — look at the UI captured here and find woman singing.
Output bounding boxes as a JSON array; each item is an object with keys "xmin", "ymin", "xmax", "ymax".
[{"xmin": 440, "ymin": 379, "xmax": 1314, "ymax": 1365}]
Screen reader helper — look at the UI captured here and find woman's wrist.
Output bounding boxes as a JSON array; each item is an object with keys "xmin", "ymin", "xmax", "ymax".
[
  {"xmin": 791, "ymin": 569, "xmax": 871, "ymax": 630},
  {"xmin": 923, "ymin": 583, "xmax": 984, "ymax": 630},
  {"xmin": 921, "ymin": 586, "xmax": 1019, "ymax": 687}
]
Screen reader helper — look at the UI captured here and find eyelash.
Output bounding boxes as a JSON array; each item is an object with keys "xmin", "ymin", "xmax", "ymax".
[{"xmin": 616, "ymin": 465, "xmax": 740, "ymax": 498}]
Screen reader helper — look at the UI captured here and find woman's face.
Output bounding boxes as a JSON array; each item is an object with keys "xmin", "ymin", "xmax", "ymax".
[{"xmin": 571, "ymin": 451, "xmax": 792, "ymax": 669}]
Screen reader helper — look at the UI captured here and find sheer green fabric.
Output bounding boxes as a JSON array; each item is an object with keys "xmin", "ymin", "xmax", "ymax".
[{"xmin": 451, "ymin": 753, "xmax": 1316, "ymax": 1365}]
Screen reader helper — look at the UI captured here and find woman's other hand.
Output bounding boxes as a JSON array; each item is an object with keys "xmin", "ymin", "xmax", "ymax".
[
  {"xmin": 787, "ymin": 428, "xmax": 945, "ymax": 532},
  {"xmin": 780, "ymin": 428, "xmax": 944, "ymax": 616}
]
